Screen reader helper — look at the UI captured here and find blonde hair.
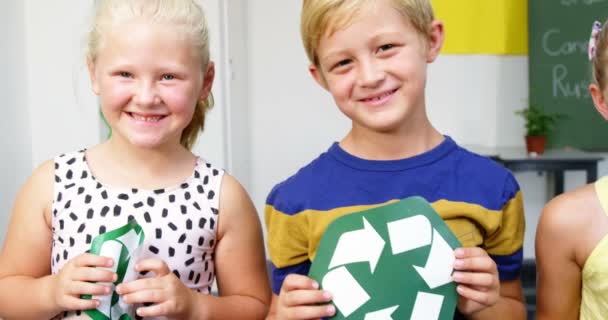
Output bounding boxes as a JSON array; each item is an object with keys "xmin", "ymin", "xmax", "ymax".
[
  {"xmin": 301, "ymin": 0, "xmax": 435, "ymax": 66},
  {"xmin": 592, "ymin": 20, "xmax": 608, "ymax": 89},
  {"xmin": 87, "ymin": 0, "xmax": 213, "ymax": 150}
]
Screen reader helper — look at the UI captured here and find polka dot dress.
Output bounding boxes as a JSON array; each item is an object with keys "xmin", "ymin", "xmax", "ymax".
[{"xmin": 50, "ymin": 150, "xmax": 223, "ymax": 319}]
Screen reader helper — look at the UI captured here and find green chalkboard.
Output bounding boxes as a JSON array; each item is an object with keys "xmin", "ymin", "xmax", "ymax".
[{"xmin": 529, "ymin": 0, "xmax": 608, "ymax": 151}]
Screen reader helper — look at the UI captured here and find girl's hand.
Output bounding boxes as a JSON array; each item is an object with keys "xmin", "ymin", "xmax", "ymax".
[
  {"xmin": 452, "ymin": 247, "xmax": 500, "ymax": 316},
  {"xmin": 116, "ymin": 258, "xmax": 195, "ymax": 320},
  {"xmin": 52, "ymin": 253, "xmax": 116, "ymax": 311}
]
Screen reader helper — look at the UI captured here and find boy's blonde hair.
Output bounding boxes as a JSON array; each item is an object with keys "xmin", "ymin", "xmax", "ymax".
[
  {"xmin": 592, "ymin": 20, "xmax": 608, "ymax": 89},
  {"xmin": 301, "ymin": 0, "xmax": 435, "ymax": 66},
  {"xmin": 87, "ymin": 0, "xmax": 213, "ymax": 150}
]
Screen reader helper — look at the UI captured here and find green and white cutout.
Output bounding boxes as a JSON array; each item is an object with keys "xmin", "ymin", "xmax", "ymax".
[
  {"xmin": 82, "ymin": 219, "xmax": 145, "ymax": 320},
  {"xmin": 309, "ymin": 197, "xmax": 461, "ymax": 319}
]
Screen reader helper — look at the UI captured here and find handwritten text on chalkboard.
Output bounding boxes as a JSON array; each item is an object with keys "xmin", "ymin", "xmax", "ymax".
[
  {"xmin": 561, "ymin": 0, "xmax": 606, "ymax": 6},
  {"xmin": 542, "ymin": 29, "xmax": 591, "ymax": 99}
]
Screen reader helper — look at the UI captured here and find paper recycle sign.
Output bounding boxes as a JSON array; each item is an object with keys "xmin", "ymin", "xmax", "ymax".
[
  {"xmin": 82, "ymin": 219, "xmax": 145, "ymax": 320},
  {"xmin": 309, "ymin": 196, "xmax": 462, "ymax": 320}
]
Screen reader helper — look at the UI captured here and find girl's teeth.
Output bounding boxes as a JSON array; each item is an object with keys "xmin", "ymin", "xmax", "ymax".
[{"xmin": 133, "ymin": 114, "xmax": 162, "ymax": 122}]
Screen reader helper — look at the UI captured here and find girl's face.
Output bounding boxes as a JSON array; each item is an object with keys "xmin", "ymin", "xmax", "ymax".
[{"xmin": 89, "ymin": 19, "xmax": 214, "ymax": 150}]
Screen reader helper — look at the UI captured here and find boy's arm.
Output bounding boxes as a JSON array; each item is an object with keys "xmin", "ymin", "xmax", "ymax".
[
  {"xmin": 463, "ymin": 173, "xmax": 526, "ymax": 319},
  {"xmin": 467, "ymin": 279, "xmax": 526, "ymax": 320},
  {"xmin": 265, "ymin": 194, "xmax": 334, "ymax": 320}
]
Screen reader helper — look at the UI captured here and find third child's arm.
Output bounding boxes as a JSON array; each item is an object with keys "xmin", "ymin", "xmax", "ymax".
[{"xmin": 535, "ymin": 192, "xmax": 587, "ymax": 320}]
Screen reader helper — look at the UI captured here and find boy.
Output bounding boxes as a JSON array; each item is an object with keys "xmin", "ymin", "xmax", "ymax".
[{"xmin": 265, "ymin": 0, "xmax": 526, "ymax": 319}]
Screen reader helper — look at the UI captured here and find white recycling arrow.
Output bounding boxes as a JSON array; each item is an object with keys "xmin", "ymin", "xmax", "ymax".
[
  {"xmin": 329, "ymin": 217, "xmax": 385, "ymax": 273},
  {"xmin": 364, "ymin": 305, "xmax": 399, "ymax": 320},
  {"xmin": 387, "ymin": 215, "xmax": 432, "ymax": 255},
  {"xmin": 413, "ymin": 229, "xmax": 455, "ymax": 289},
  {"xmin": 95, "ymin": 240, "xmax": 122, "ymax": 318},
  {"xmin": 410, "ymin": 292, "xmax": 443, "ymax": 320},
  {"xmin": 94, "ymin": 228, "xmax": 143, "ymax": 318},
  {"xmin": 322, "ymin": 266, "xmax": 370, "ymax": 317}
]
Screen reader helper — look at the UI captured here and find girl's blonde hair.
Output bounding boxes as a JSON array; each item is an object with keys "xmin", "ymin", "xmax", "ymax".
[
  {"xmin": 592, "ymin": 20, "xmax": 608, "ymax": 89},
  {"xmin": 88, "ymin": 0, "xmax": 213, "ymax": 150},
  {"xmin": 301, "ymin": 0, "xmax": 435, "ymax": 66}
]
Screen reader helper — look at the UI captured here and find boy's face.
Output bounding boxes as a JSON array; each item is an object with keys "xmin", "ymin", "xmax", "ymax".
[{"xmin": 309, "ymin": 0, "xmax": 443, "ymax": 134}]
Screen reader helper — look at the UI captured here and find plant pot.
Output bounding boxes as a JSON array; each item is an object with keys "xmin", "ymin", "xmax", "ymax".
[{"xmin": 525, "ymin": 135, "xmax": 546, "ymax": 155}]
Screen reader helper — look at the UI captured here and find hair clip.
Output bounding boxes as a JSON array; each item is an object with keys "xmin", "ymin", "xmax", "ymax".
[{"xmin": 589, "ymin": 21, "xmax": 603, "ymax": 61}]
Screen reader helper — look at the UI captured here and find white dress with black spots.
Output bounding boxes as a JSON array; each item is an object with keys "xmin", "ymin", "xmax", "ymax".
[{"xmin": 50, "ymin": 150, "xmax": 223, "ymax": 319}]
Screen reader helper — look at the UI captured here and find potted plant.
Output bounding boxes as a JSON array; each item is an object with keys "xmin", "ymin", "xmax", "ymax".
[{"xmin": 515, "ymin": 105, "xmax": 562, "ymax": 155}]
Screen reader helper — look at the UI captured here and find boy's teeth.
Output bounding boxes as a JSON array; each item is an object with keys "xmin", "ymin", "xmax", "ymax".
[{"xmin": 368, "ymin": 90, "xmax": 394, "ymax": 101}]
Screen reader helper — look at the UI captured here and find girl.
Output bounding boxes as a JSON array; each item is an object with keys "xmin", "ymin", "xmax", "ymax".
[
  {"xmin": 0, "ymin": 0, "xmax": 270, "ymax": 319},
  {"xmin": 536, "ymin": 20, "xmax": 608, "ymax": 320}
]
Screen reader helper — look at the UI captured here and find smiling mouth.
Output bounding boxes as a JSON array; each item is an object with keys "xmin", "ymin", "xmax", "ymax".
[
  {"xmin": 127, "ymin": 112, "xmax": 166, "ymax": 122},
  {"xmin": 360, "ymin": 88, "xmax": 398, "ymax": 102}
]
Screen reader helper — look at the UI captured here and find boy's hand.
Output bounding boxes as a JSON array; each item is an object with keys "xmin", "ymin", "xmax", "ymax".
[
  {"xmin": 116, "ymin": 258, "xmax": 195, "ymax": 320},
  {"xmin": 277, "ymin": 274, "xmax": 335, "ymax": 320},
  {"xmin": 51, "ymin": 253, "xmax": 116, "ymax": 311},
  {"xmin": 452, "ymin": 247, "xmax": 500, "ymax": 316}
]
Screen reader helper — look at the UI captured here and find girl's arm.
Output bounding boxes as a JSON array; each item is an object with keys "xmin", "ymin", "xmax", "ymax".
[
  {"xmin": 0, "ymin": 160, "xmax": 61, "ymax": 318},
  {"xmin": 535, "ymin": 188, "xmax": 591, "ymax": 320},
  {"xmin": 189, "ymin": 173, "xmax": 271, "ymax": 320}
]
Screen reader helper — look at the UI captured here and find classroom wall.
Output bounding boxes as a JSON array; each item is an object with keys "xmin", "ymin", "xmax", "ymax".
[
  {"xmin": 24, "ymin": 0, "xmax": 100, "ymax": 166},
  {"xmin": 191, "ymin": 0, "xmax": 229, "ymax": 169},
  {"xmin": 3, "ymin": 1, "xmax": 606, "ymax": 260},
  {"xmin": 0, "ymin": 2, "xmax": 31, "ymax": 246}
]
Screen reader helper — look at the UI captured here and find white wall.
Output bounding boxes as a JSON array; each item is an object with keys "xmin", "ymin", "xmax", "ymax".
[
  {"xmin": 223, "ymin": 0, "xmax": 252, "ymax": 189},
  {"xmin": 24, "ymin": 0, "xmax": 100, "ymax": 166},
  {"xmin": 247, "ymin": 1, "xmax": 350, "ymax": 229},
  {"xmin": 191, "ymin": 0, "xmax": 229, "ymax": 169},
  {"xmin": 0, "ymin": 2, "xmax": 31, "ymax": 246},
  {"xmin": 427, "ymin": 56, "xmax": 529, "ymax": 148}
]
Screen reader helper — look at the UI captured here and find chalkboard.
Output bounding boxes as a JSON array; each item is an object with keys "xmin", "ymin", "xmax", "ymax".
[{"xmin": 529, "ymin": 0, "xmax": 608, "ymax": 151}]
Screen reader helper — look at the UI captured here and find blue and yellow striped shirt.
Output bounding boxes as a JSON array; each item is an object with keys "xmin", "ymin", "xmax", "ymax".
[{"xmin": 265, "ymin": 136, "xmax": 525, "ymax": 294}]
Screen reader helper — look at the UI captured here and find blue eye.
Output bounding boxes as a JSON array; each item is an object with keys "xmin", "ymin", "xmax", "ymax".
[
  {"xmin": 379, "ymin": 44, "xmax": 394, "ymax": 52},
  {"xmin": 334, "ymin": 59, "xmax": 352, "ymax": 69},
  {"xmin": 162, "ymin": 74, "xmax": 175, "ymax": 80}
]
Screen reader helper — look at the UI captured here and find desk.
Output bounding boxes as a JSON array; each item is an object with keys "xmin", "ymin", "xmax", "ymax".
[{"xmin": 467, "ymin": 146, "xmax": 604, "ymax": 196}]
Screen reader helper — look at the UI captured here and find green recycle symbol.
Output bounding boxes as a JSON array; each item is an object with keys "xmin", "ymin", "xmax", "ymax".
[
  {"xmin": 83, "ymin": 219, "xmax": 145, "ymax": 320},
  {"xmin": 309, "ymin": 197, "xmax": 462, "ymax": 320}
]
